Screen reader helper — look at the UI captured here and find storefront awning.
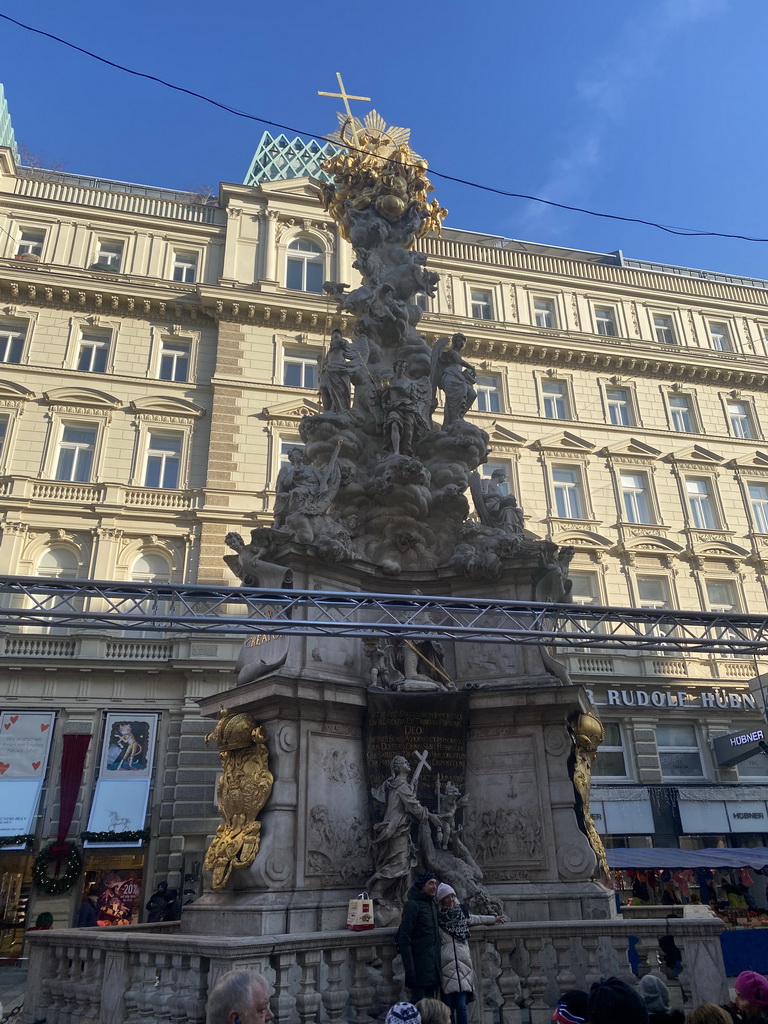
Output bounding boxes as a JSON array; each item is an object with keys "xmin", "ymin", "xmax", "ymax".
[{"xmin": 607, "ymin": 847, "xmax": 768, "ymax": 870}]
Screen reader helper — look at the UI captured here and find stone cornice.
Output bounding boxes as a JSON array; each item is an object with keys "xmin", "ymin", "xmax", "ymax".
[{"xmin": 0, "ymin": 261, "xmax": 210, "ymax": 324}]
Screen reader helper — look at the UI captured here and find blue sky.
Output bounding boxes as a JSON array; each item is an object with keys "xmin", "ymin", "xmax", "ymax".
[{"xmin": 2, "ymin": 0, "xmax": 767, "ymax": 279}]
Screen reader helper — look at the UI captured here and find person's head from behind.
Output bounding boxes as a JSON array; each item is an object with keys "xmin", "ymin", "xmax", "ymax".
[
  {"xmin": 638, "ymin": 975, "xmax": 671, "ymax": 1015},
  {"xmin": 588, "ymin": 978, "xmax": 648, "ymax": 1024},
  {"xmin": 386, "ymin": 1003, "xmax": 421, "ymax": 1024},
  {"xmin": 34, "ymin": 912, "xmax": 54, "ymax": 929},
  {"xmin": 552, "ymin": 989, "xmax": 588, "ymax": 1024},
  {"xmin": 685, "ymin": 1005, "xmax": 732, "ymax": 1024},
  {"xmin": 734, "ymin": 972, "xmax": 768, "ymax": 1018},
  {"xmin": 206, "ymin": 969, "xmax": 274, "ymax": 1024},
  {"xmin": 416, "ymin": 999, "xmax": 450, "ymax": 1024}
]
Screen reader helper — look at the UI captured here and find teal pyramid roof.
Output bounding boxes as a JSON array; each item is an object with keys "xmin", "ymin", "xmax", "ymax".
[
  {"xmin": 0, "ymin": 85, "xmax": 19, "ymax": 163},
  {"xmin": 244, "ymin": 131, "xmax": 337, "ymax": 186}
]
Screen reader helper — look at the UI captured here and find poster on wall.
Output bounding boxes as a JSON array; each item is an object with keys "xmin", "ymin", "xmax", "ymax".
[
  {"xmin": 85, "ymin": 713, "xmax": 158, "ymax": 847},
  {"xmin": 95, "ymin": 869, "xmax": 143, "ymax": 926},
  {"xmin": 0, "ymin": 712, "xmax": 56, "ymax": 844}
]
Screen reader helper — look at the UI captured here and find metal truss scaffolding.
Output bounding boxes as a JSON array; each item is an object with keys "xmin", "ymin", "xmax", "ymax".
[{"xmin": 2, "ymin": 574, "xmax": 768, "ymax": 654}]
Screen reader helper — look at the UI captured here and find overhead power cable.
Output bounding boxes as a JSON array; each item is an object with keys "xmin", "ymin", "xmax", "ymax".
[{"xmin": 2, "ymin": 11, "xmax": 767, "ymax": 244}]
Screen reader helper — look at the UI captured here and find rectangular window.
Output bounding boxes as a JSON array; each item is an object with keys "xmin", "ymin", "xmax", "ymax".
[
  {"xmin": 606, "ymin": 387, "xmax": 633, "ymax": 426},
  {"xmin": 0, "ymin": 323, "xmax": 25, "ymax": 364},
  {"xmin": 653, "ymin": 314, "xmax": 676, "ymax": 345},
  {"xmin": 475, "ymin": 375, "xmax": 501, "ymax": 413},
  {"xmin": 656, "ymin": 723, "xmax": 704, "ymax": 779},
  {"xmin": 55, "ymin": 425, "xmax": 97, "ymax": 483},
  {"xmin": 144, "ymin": 433, "xmax": 182, "ymax": 489},
  {"xmin": 159, "ymin": 340, "xmax": 191, "ymax": 382},
  {"xmin": 415, "ymin": 292, "xmax": 429, "ymax": 312},
  {"xmin": 93, "ymin": 240, "xmax": 123, "ymax": 271},
  {"xmin": 534, "ymin": 298, "xmax": 556, "ymax": 328},
  {"xmin": 620, "ymin": 471, "xmax": 653, "ymax": 524},
  {"xmin": 593, "ymin": 722, "xmax": 628, "ymax": 778},
  {"xmin": 568, "ymin": 572, "xmax": 599, "ymax": 605},
  {"xmin": 727, "ymin": 401, "xmax": 753, "ymax": 439},
  {"xmin": 669, "ymin": 394, "xmax": 695, "ymax": 432},
  {"xmin": 542, "ymin": 380, "xmax": 569, "ymax": 419},
  {"xmin": 706, "ymin": 579, "xmax": 738, "ymax": 613},
  {"xmin": 686, "ymin": 477, "xmax": 718, "ymax": 530},
  {"xmin": 594, "ymin": 307, "xmax": 617, "ymax": 337},
  {"xmin": 749, "ymin": 483, "xmax": 768, "ymax": 533},
  {"xmin": 172, "ymin": 251, "xmax": 198, "ymax": 283},
  {"xmin": 738, "ymin": 743, "xmax": 768, "ymax": 779},
  {"xmin": 709, "ymin": 322, "xmax": 731, "ymax": 351},
  {"xmin": 17, "ymin": 229, "xmax": 45, "ymax": 258},
  {"xmin": 76, "ymin": 329, "xmax": 111, "ymax": 373},
  {"xmin": 552, "ymin": 466, "xmax": 584, "ymax": 519},
  {"xmin": 0, "ymin": 415, "xmax": 7, "ymax": 460},
  {"xmin": 283, "ymin": 351, "xmax": 318, "ymax": 389},
  {"xmin": 470, "ymin": 289, "xmax": 493, "ymax": 320},
  {"xmin": 637, "ymin": 575, "xmax": 675, "ymax": 648}
]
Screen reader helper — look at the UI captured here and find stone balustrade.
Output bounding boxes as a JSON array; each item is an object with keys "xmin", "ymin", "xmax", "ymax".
[{"xmin": 23, "ymin": 916, "xmax": 728, "ymax": 1024}]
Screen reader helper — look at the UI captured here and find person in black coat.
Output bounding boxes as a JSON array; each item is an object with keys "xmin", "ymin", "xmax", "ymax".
[{"xmin": 396, "ymin": 871, "xmax": 441, "ymax": 1003}]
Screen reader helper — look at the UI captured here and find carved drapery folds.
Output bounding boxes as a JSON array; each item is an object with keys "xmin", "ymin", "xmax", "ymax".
[
  {"xmin": 203, "ymin": 708, "xmax": 274, "ymax": 890},
  {"xmin": 568, "ymin": 712, "xmax": 610, "ymax": 883}
]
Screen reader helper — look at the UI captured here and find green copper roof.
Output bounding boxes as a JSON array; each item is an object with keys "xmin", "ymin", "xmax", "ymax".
[
  {"xmin": 0, "ymin": 85, "xmax": 19, "ymax": 163},
  {"xmin": 244, "ymin": 131, "xmax": 336, "ymax": 186}
]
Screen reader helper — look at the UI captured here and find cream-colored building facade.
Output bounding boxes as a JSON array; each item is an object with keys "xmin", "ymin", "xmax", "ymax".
[{"xmin": 2, "ymin": 123, "xmax": 768, "ymax": 942}]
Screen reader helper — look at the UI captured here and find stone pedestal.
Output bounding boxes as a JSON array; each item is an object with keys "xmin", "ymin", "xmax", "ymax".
[{"xmin": 184, "ymin": 553, "xmax": 614, "ymax": 937}]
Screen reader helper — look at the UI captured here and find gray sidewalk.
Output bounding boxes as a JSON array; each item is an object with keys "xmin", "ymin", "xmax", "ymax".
[{"xmin": 0, "ymin": 967, "xmax": 28, "ymax": 1022}]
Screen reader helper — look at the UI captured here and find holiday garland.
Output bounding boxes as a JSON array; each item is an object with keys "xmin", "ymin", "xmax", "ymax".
[
  {"xmin": 80, "ymin": 828, "xmax": 150, "ymax": 844},
  {"xmin": 32, "ymin": 842, "xmax": 83, "ymax": 895},
  {"xmin": 0, "ymin": 834, "xmax": 35, "ymax": 848}
]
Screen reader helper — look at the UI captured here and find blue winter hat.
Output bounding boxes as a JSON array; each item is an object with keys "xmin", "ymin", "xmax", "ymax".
[{"xmin": 386, "ymin": 1003, "xmax": 422, "ymax": 1024}]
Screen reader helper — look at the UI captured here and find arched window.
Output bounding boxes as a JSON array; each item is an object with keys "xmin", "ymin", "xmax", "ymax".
[
  {"xmin": 130, "ymin": 552, "xmax": 172, "ymax": 583},
  {"xmin": 38, "ymin": 546, "xmax": 79, "ymax": 579},
  {"xmin": 286, "ymin": 238, "xmax": 323, "ymax": 293},
  {"xmin": 35, "ymin": 546, "xmax": 81, "ymax": 634}
]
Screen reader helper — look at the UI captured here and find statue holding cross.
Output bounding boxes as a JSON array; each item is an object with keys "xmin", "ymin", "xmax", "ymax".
[{"xmin": 366, "ymin": 751, "xmax": 441, "ymax": 908}]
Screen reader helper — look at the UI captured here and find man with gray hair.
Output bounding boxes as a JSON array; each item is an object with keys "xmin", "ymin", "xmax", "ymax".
[{"xmin": 206, "ymin": 969, "xmax": 274, "ymax": 1024}]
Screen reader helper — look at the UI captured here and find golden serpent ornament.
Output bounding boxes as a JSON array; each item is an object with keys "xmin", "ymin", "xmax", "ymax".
[{"xmin": 203, "ymin": 708, "xmax": 273, "ymax": 891}]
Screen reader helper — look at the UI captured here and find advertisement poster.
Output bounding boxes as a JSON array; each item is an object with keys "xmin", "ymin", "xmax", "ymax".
[
  {"xmin": 85, "ymin": 713, "xmax": 158, "ymax": 846},
  {"xmin": 95, "ymin": 870, "xmax": 143, "ymax": 926},
  {"xmin": 0, "ymin": 712, "xmax": 56, "ymax": 841}
]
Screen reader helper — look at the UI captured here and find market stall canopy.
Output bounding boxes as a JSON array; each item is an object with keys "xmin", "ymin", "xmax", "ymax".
[{"xmin": 607, "ymin": 847, "xmax": 768, "ymax": 870}]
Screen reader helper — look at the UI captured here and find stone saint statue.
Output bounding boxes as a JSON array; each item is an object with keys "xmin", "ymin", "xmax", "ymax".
[
  {"xmin": 366, "ymin": 754, "xmax": 441, "ymax": 906},
  {"xmin": 430, "ymin": 333, "xmax": 478, "ymax": 427},
  {"xmin": 534, "ymin": 545, "xmax": 575, "ymax": 603},
  {"xmin": 318, "ymin": 329, "xmax": 354, "ymax": 414},
  {"xmin": 273, "ymin": 447, "xmax": 306, "ymax": 529},
  {"xmin": 469, "ymin": 469, "xmax": 525, "ymax": 535},
  {"xmin": 381, "ymin": 361, "xmax": 431, "ymax": 457}
]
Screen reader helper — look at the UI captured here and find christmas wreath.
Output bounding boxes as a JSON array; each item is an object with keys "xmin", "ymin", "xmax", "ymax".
[
  {"xmin": 0, "ymin": 834, "xmax": 35, "ymax": 848},
  {"xmin": 80, "ymin": 828, "xmax": 150, "ymax": 844},
  {"xmin": 32, "ymin": 841, "xmax": 83, "ymax": 895}
]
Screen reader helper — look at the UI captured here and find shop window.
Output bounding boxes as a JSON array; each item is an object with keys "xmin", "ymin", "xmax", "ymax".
[{"xmin": 656, "ymin": 723, "xmax": 704, "ymax": 778}]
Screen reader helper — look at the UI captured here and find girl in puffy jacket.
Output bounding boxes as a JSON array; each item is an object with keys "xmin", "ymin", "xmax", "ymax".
[{"xmin": 435, "ymin": 883, "xmax": 503, "ymax": 1024}]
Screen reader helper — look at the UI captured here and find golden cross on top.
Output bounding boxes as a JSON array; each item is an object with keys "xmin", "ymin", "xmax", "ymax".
[{"xmin": 318, "ymin": 73, "xmax": 371, "ymax": 141}]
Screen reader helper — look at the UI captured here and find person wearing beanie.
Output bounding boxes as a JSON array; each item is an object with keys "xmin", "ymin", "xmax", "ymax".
[
  {"xmin": 552, "ymin": 990, "xmax": 589, "ymax": 1024},
  {"xmin": 386, "ymin": 1003, "xmax": 422, "ymax": 1024},
  {"xmin": 724, "ymin": 971, "xmax": 768, "ymax": 1024},
  {"xmin": 638, "ymin": 975, "xmax": 684, "ymax": 1024},
  {"xmin": 396, "ymin": 872, "xmax": 442, "ymax": 1003},
  {"xmin": 435, "ymin": 882, "xmax": 503, "ymax": 1024},
  {"xmin": 588, "ymin": 977, "xmax": 649, "ymax": 1024}
]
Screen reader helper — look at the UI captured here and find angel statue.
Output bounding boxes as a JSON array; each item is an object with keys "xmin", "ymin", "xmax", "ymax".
[
  {"xmin": 283, "ymin": 440, "xmax": 344, "ymax": 545},
  {"xmin": 430, "ymin": 333, "xmax": 478, "ymax": 427}
]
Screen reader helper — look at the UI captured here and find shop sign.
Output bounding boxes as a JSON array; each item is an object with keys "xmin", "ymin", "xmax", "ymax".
[
  {"xmin": 712, "ymin": 728, "xmax": 767, "ymax": 767},
  {"xmin": 586, "ymin": 687, "xmax": 757, "ymax": 711},
  {"xmin": 0, "ymin": 711, "xmax": 56, "ymax": 843}
]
